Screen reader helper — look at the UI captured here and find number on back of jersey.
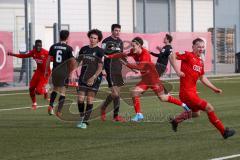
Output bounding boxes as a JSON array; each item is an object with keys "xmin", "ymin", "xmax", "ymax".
[{"xmin": 56, "ymin": 50, "xmax": 62, "ymax": 63}]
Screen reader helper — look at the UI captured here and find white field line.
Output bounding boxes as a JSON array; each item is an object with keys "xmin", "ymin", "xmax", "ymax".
[
  {"xmin": 210, "ymin": 154, "xmax": 240, "ymax": 160},
  {"xmin": 1, "ymin": 76, "xmax": 239, "ymax": 96},
  {"xmin": 0, "ymin": 92, "xmax": 28, "ymax": 96},
  {"xmin": 0, "ymin": 93, "xmax": 183, "ymax": 112}
]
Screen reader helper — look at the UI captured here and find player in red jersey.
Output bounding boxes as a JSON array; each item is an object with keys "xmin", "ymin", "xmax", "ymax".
[
  {"xmin": 169, "ymin": 38, "xmax": 235, "ymax": 139},
  {"xmin": 8, "ymin": 40, "xmax": 51, "ymax": 110},
  {"xmin": 106, "ymin": 37, "xmax": 190, "ymax": 122}
]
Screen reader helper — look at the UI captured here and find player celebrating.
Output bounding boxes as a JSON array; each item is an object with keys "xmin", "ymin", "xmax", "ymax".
[
  {"xmin": 106, "ymin": 37, "xmax": 190, "ymax": 122},
  {"xmin": 150, "ymin": 34, "xmax": 173, "ymax": 76},
  {"xmin": 169, "ymin": 38, "xmax": 235, "ymax": 139},
  {"xmin": 100, "ymin": 24, "xmax": 125, "ymax": 122},
  {"xmin": 76, "ymin": 29, "xmax": 104, "ymax": 129},
  {"xmin": 8, "ymin": 40, "xmax": 50, "ymax": 110},
  {"xmin": 45, "ymin": 30, "xmax": 75, "ymax": 116}
]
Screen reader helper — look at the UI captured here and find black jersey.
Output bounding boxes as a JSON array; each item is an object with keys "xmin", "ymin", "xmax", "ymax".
[
  {"xmin": 150, "ymin": 45, "xmax": 172, "ymax": 75},
  {"xmin": 49, "ymin": 42, "xmax": 74, "ymax": 70},
  {"xmin": 77, "ymin": 45, "xmax": 104, "ymax": 84},
  {"xmin": 102, "ymin": 36, "xmax": 123, "ymax": 73}
]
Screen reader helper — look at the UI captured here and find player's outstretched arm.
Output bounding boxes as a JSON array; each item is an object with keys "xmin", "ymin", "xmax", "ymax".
[
  {"xmin": 199, "ymin": 75, "xmax": 222, "ymax": 94},
  {"xmin": 149, "ymin": 51, "xmax": 160, "ymax": 57},
  {"xmin": 169, "ymin": 52, "xmax": 185, "ymax": 77},
  {"xmin": 7, "ymin": 51, "xmax": 32, "ymax": 58},
  {"xmin": 105, "ymin": 52, "xmax": 127, "ymax": 59}
]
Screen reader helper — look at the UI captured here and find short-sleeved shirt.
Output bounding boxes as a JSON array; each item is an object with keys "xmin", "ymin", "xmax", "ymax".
[
  {"xmin": 77, "ymin": 45, "xmax": 104, "ymax": 84},
  {"xmin": 102, "ymin": 36, "xmax": 123, "ymax": 74},
  {"xmin": 49, "ymin": 42, "xmax": 74, "ymax": 70},
  {"xmin": 176, "ymin": 51, "xmax": 204, "ymax": 94}
]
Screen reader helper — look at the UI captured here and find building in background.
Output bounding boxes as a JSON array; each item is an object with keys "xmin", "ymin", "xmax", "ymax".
[{"xmin": 0, "ymin": 0, "xmax": 239, "ymax": 66}]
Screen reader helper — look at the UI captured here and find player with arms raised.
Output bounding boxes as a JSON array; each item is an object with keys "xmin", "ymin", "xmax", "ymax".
[
  {"xmin": 169, "ymin": 38, "xmax": 235, "ymax": 139},
  {"xmin": 106, "ymin": 37, "xmax": 190, "ymax": 122},
  {"xmin": 8, "ymin": 40, "xmax": 50, "ymax": 110}
]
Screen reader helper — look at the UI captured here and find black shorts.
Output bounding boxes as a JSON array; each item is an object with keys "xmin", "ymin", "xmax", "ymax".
[
  {"xmin": 77, "ymin": 76, "xmax": 102, "ymax": 93},
  {"xmin": 51, "ymin": 70, "xmax": 68, "ymax": 87},
  {"xmin": 106, "ymin": 73, "xmax": 124, "ymax": 88},
  {"xmin": 155, "ymin": 63, "xmax": 167, "ymax": 77}
]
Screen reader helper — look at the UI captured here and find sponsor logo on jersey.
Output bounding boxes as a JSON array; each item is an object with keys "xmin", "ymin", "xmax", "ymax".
[{"xmin": 193, "ymin": 65, "xmax": 201, "ymax": 73}]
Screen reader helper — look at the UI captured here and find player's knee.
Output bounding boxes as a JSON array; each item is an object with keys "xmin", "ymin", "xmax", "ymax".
[
  {"xmin": 192, "ymin": 111, "xmax": 200, "ymax": 117},
  {"xmin": 29, "ymin": 87, "xmax": 35, "ymax": 95},
  {"xmin": 86, "ymin": 96, "xmax": 94, "ymax": 104},
  {"xmin": 111, "ymin": 92, "xmax": 119, "ymax": 98},
  {"xmin": 158, "ymin": 94, "xmax": 168, "ymax": 102},
  {"xmin": 205, "ymin": 103, "xmax": 214, "ymax": 112}
]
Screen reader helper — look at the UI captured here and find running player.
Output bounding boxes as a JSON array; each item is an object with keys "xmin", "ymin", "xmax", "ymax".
[
  {"xmin": 8, "ymin": 40, "xmax": 50, "ymax": 110},
  {"xmin": 45, "ymin": 30, "xmax": 75, "ymax": 116},
  {"xmin": 106, "ymin": 37, "xmax": 190, "ymax": 122},
  {"xmin": 76, "ymin": 29, "xmax": 104, "ymax": 129},
  {"xmin": 169, "ymin": 38, "xmax": 235, "ymax": 139},
  {"xmin": 100, "ymin": 24, "xmax": 125, "ymax": 122}
]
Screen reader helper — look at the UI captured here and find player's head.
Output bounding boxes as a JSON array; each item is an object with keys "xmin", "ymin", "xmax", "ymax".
[
  {"xmin": 131, "ymin": 37, "xmax": 143, "ymax": 54},
  {"xmin": 60, "ymin": 30, "xmax": 70, "ymax": 42},
  {"xmin": 34, "ymin": 39, "xmax": 42, "ymax": 52},
  {"xmin": 87, "ymin": 29, "xmax": 103, "ymax": 46},
  {"xmin": 111, "ymin": 24, "xmax": 121, "ymax": 38},
  {"xmin": 164, "ymin": 34, "xmax": 173, "ymax": 44},
  {"xmin": 192, "ymin": 38, "xmax": 205, "ymax": 57}
]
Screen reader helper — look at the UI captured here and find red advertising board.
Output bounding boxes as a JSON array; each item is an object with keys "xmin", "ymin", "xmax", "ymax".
[{"xmin": 0, "ymin": 32, "xmax": 13, "ymax": 82}]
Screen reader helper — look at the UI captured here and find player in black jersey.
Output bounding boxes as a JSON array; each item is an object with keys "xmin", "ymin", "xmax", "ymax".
[
  {"xmin": 100, "ymin": 24, "xmax": 125, "ymax": 122},
  {"xmin": 76, "ymin": 29, "xmax": 104, "ymax": 129},
  {"xmin": 45, "ymin": 30, "xmax": 75, "ymax": 116},
  {"xmin": 150, "ymin": 34, "xmax": 173, "ymax": 76}
]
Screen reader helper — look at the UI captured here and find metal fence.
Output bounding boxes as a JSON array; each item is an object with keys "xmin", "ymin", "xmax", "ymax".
[{"xmin": 0, "ymin": 0, "xmax": 239, "ymax": 90}]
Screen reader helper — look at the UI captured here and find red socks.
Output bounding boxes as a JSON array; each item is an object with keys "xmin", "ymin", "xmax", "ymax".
[
  {"xmin": 167, "ymin": 96, "xmax": 183, "ymax": 106},
  {"xmin": 174, "ymin": 111, "xmax": 192, "ymax": 123},
  {"xmin": 208, "ymin": 111, "xmax": 225, "ymax": 135},
  {"xmin": 133, "ymin": 96, "xmax": 141, "ymax": 113},
  {"xmin": 29, "ymin": 88, "xmax": 36, "ymax": 104}
]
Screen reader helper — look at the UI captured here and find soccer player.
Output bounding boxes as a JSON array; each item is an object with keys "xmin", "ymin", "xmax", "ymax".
[
  {"xmin": 150, "ymin": 34, "xmax": 173, "ymax": 76},
  {"xmin": 169, "ymin": 38, "xmax": 235, "ymax": 139},
  {"xmin": 8, "ymin": 40, "xmax": 50, "ymax": 110},
  {"xmin": 76, "ymin": 29, "xmax": 104, "ymax": 129},
  {"xmin": 106, "ymin": 37, "xmax": 190, "ymax": 122},
  {"xmin": 100, "ymin": 24, "xmax": 125, "ymax": 122},
  {"xmin": 45, "ymin": 30, "xmax": 75, "ymax": 116}
]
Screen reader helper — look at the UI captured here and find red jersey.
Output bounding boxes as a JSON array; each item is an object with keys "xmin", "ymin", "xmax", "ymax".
[
  {"xmin": 14, "ymin": 48, "xmax": 50, "ymax": 73},
  {"xmin": 128, "ymin": 48, "xmax": 159, "ymax": 84},
  {"xmin": 107, "ymin": 48, "xmax": 160, "ymax": 84},
  {"xmin": 176, "ymin": 51, "xmax": 204, "ymax": 94}
]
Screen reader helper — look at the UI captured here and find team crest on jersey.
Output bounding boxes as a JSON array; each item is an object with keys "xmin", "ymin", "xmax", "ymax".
[
  {"xmin": 161, "ymin": 49, "xmax": 165, "ymax": 52},
  {"xmin": 93, "ymin": 52, "xmax": 96, "ymax": 56}
]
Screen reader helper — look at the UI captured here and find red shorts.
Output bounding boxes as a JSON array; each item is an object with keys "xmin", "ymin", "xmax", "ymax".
[
  {"xmin": 179, "ymin": 92, "xmax": 207, "ymax": 112},
  {"xmin": 30, "ymin": 71, "xmax": 50, "ymax": 94},
  {"xmin": 136, "ymin": 81, "xmax": 164, "ymax": 94}
]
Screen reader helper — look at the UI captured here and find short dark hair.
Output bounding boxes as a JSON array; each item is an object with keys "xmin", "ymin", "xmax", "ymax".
[
  {"xmin": 87, "ymin": 29, "xmax": 103, "ymax": 42},
  {"xmin": 192, "ymin": 38, "xmax": 204, "ymax": 45},
  {"xmin": 60, "ymin": 30, "xmax": 69, "ymax": 41},
  {"xmin": 111, "ymin": 24, "xmax": 121, "ymax": 31},
  {"xmin": 132, "ymin": 37, "xmax": 144, "ymax": 46},
  {"xmin": 165, "ymin": 34, "xmax": 173, "ymax": 43},
  {"xmin": 35, "ymin": 39, "xmax": 42, "ymax": 44}
]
